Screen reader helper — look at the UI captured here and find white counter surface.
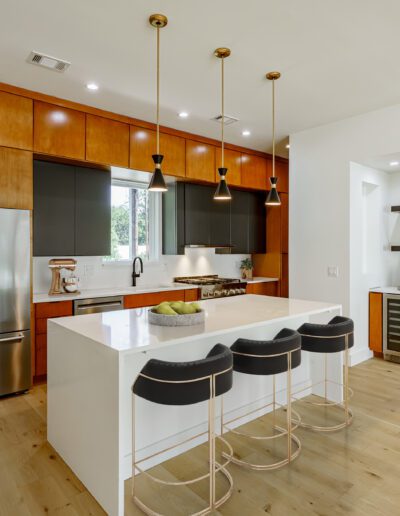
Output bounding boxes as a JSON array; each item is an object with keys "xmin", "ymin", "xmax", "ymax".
[
  {"xmin": 33, "ymin": 277, "xmax": 279, "ymax": 303},
  {"xmin": 245, "ymin": 276, "xmax": 279, "ymax": 284},
  {"xmin": 33, "ymin": 283, "xmax": 196, "ymax": 304},
  {"xmin": 51, "ymin": 294, "xmax": 340, "ymax": 354},
  {"xmin": 370, "ymin": 287, "xmax": 400, "ymax": 294}
]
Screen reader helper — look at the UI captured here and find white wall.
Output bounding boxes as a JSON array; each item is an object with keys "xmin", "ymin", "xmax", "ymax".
[
  {"xmin": 290, "ymin": 102, "xmax": 400, "ymax": 365},
  {"xmin": 33, "ymin": 249, "xmax": 249, "ymax": 293}
]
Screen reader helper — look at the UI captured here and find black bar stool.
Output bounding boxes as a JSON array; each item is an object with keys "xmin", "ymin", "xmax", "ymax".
[
  {"xmin": 294, "ymin": 316, "xmax": 354, "ymax": 432},
  {"xmin": 131, "ymin": 344, "xmax": 234, "ymax": 516},
  {"xmin": 222, "ymin": 329, "xmax": 302, "ymax": 470}
]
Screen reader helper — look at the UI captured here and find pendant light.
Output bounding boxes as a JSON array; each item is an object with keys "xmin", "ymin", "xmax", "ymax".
[
  {"xmin": 214, "ymin": 47, "xmax": 232, "ymax": 201},
  {"xmin": 265, "ymin": 71, "xmax": 281, "ymax": 206},
  {"xmin": 148, "ymin": 14, "xmax": 168, "ymax": 192}
]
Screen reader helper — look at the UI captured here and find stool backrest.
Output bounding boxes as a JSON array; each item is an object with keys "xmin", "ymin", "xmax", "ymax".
[
  {"xmin": 132, "ymin": 344, "xmax": 233, "ymax": 406},
  {"xmin": 231, "ymin": 328, "xmax": 301, "ymax": 376},
  {"xmin": 298, "ymin": 316, "xmax": 354, "ymax": 353}
]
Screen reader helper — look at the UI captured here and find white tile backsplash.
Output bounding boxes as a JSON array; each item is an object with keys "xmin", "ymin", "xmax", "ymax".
[{"xmin": 33, "ymin": 248, "xmax": 250, "ymax": 294}]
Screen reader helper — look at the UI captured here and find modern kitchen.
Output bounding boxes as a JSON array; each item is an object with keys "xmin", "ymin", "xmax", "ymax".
[{"xmin": 1, "ymin": 2, "xmax": 400, "ymax": 516}]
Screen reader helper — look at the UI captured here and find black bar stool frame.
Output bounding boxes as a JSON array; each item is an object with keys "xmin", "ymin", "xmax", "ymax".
[
  {"xmin": 293, "ymin": 320, "xmax": 354, "ymax": 432},
  {"xmin": 222, "ymin": 332, "xmax": 302, "ymax": 471},
  {"xmin": 131, "ymin": 354, "xmax": 234, "ymax": 516}
]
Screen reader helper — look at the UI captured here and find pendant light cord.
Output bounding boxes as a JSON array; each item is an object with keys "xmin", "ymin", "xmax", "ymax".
[
  {"xmin": 156, "ymin": 26, "xmax": 160, "ymax": 155},
  {"xmin": 221, "ymin": 56, "xmax": 224, "ymax": 168},
  {"xmin": 272, "ymin": 77, "xmax": 275, "ymax": 178}
]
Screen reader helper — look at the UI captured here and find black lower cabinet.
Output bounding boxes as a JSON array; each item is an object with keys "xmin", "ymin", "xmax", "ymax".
[
  {"xmin": 33, "ymin": 160, "xmax": 111, "ymax": 257},
  {"xmin": 162, "ymin": 182, "xmax": 266, "ymax": 255}
]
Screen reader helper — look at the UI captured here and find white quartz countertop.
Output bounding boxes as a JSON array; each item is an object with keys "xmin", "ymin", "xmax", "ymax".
[
  {"xmin": 245, "ymin": 276, "xmax": 279, "ymax": 284},
  {"xmin": 50, "ymin": 294, "xmax": 341, "ymax": 354},
  {"xmin": 370, "ymin": 287, "xmax": 400, "ymax": 294},
  {"xmin": 33, "ymin": 283, "xmax": 198, "ymax": 304},
  {"xmin": 33, "ymin": 277, "xmax": 279, "ymax": 303}
]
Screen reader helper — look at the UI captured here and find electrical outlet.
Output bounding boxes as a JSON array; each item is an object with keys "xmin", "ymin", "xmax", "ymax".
[{"xmin": 327, "ymin": 266, "xmax": 339, "ymax": 278}]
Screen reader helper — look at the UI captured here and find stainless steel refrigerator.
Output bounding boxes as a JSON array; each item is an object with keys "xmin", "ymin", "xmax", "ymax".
[{"xmin": 0, "ymin": 208, "xmax": 31, "ymax": 396}]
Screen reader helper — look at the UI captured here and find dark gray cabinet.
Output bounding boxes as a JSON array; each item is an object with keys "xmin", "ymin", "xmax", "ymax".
[
  {"xmin": 33, "ymin": 160, "xmax": 111, "ymax": 256},
  {"xmin": 33, "ymin": 161, "xmax": 75, "ymax": 256},
  {"xmin": 162, "ymin": 182, "xmax": 265, "ymax": 255}
]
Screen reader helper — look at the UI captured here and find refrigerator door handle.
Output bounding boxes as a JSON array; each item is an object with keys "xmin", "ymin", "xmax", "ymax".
[{"xmin": 0, "ymin": 333, "xmax": 24, "ymax": 343}]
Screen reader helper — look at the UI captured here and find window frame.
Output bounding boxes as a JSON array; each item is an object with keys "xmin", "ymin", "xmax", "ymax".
[{"xmin": 102, "ymin": 179, "xmax": 161, "ymax": 265}]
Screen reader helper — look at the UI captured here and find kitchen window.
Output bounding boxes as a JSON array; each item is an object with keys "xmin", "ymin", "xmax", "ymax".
[{"xmin": 104, "ymin": 180, "xmax": 160, "ymax": 262}]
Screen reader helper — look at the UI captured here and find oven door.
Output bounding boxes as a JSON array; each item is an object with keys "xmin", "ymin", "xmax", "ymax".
[{"xmin": 383, "ymin": 294, "xmax": 400, "ymax": 358}]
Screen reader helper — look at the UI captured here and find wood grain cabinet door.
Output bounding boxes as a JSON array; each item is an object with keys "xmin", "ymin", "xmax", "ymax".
[
  {"xmin": 241, "ymin": 154, "xmax": 268, "ymax": 190},
  {"xmin": 186, "ymin": 140, "xmax": 215, "ymax": 183},
  {"xmin": 281, "ymin": 192, "xmax": 288, "ymax": 254},
  {"xmin": 216, "ymin": 148, "xmax": 241, "ymax": 186},
  {"xmin": 276, "ymin": 160, "xmax": 289, "ymax": 193},
  {"xmin": 0, "ymin": 147, "xmax": 33, "ymax": 209},
  {"xmin": 130, "ymin": 127, "xmax": 185, "ymax": 177},
  {"xmin": 369, "ymin": 292, "xmax": 383, "ymax": 353},
  {"xmin": 0, "ymin": 92, "xmax": 33, "ymax": 150},
  {"xmin": 34, "ymin": 101, "xmax": 85, "ymax": 159},
  {"xmin": 86, "ymin": 114, "xmax": 129, "ymax": 167}
]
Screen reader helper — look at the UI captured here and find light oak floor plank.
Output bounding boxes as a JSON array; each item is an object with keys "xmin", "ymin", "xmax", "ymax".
[{"xmin": 0, "ymin": 358, "xmax": 399, "ymax": 515}]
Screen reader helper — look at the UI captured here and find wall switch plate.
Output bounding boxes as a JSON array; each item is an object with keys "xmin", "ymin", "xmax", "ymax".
[{"xmin": 327, "ymin": 266, "xmax": 339, "ymax": 278}]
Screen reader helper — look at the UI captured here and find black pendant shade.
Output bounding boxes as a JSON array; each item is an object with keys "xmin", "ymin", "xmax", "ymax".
[
  {"xmin": 148, "ymin": 154, "xmax": 167, "ymax": 192},
  {"xmin": 265, "ymin": 176, "xmax": 281, "ymax": 205},
  {"xmin": 214, "ymin": 167, "xmax": 232, "ymax": 200}
]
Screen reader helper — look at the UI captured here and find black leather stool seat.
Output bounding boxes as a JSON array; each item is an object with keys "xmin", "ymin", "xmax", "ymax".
[
  {"xmin": 230, "ymin": 328, "xmax": 301, "ymax": 376},
  {"xmin": 132, "ymin": 344, "xmax": 233, "ymax": 406},
  {"xmin": 298, "ymin": 316, "xmax": 354, "ymax": 354}
]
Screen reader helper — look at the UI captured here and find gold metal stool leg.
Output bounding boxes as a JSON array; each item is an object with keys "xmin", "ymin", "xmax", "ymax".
[
  {"xmin": 292, "ymin": 332, "xmax": 354, "ymax": 432},
  {"xmin": 222, "ymin": 349, "xmax": 302, "ymax": 471},
  {"xmin": 131, "ymin": 370, "xmax": 234, "ymax": 516}
]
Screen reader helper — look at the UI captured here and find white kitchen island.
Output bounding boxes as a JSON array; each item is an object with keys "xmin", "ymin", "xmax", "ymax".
[{"xmin": 47, "ymin": 294, "xmax": 341, "ymax": 516}]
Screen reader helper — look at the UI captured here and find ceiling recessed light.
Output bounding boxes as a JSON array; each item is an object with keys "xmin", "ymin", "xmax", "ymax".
[
  {"xmin": 242, "ymin": 130, "xmax": 251, "ymax": 136},
  {"xmin": 390, "ymin": 161, "xmax": 399, "ymax": 166},
  {"xmin": 178, "ymin": 111, "xmax": 188, "ymax": 118},
  {"xmin": 286, "ymin": 144, "xmax": 290, "ymax": 149},
  {"xmin": 86, "ymin": 82, "xmax": 99, "ymax": 91}
]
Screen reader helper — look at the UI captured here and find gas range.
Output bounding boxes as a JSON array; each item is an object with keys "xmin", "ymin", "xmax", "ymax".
[{"xmin": 174, "ymin": 275, "xmax": 247, "ymax": 299}]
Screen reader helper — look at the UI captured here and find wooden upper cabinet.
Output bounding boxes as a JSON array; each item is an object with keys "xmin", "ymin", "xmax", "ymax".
[
  {"xmin": 130, "ymin": 127, "xmax": 185, "ymax": 177},
  {"xmin": 216, "ymin": 148, "xmax": 241, "ymax": 186},
  {"xmin": 275, "ymin": 160, "xmax": 289, "ymax": 193},
  {"xmin": 0, "ymin": 147, "xmax": 33, "ymax": 209},
  {"xmin": 241, "ymin": 154, "xmax": 268, "ymax": 190},
  {"xmin": 0, "ymin": 92, "xmax": 33, "ymax": 150},
  {"xmin": 186, "ymin": 140, "xmax": 216, "ymax": 183},
  {"xmin": 86, "ymin": 114, "xmax": 129, "ymax": 167},
  {"xmin": 34, "ymin": 101, "xmax": 85, "ymax": 159}
]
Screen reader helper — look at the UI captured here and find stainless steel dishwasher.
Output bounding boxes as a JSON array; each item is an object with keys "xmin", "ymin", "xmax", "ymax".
[{"xmin": 73, "ymin": 296, "xmax": 125, "ymax": 315}]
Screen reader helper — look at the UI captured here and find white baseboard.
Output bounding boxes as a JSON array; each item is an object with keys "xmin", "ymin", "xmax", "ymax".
[{"xmin": 350, "ymin": 347, "xmax": 373, "ymax": 367}]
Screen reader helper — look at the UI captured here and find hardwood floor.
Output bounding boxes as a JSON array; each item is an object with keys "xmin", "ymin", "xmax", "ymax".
[{"xmin": 1, "ymin": 358, "xmax": 399, "ymax": 515}]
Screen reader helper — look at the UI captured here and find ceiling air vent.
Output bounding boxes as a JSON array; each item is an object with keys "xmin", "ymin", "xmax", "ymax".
[
  {"xmin": 27, "ymin": 51, "xmax": 71, "ymax": 72},
  {"xmin": 212, "ymin": 114, "xmax": 239, "ymax": 125}
]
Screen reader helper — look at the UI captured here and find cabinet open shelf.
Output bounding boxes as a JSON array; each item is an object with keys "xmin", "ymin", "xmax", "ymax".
[
  {"xmin": 391, "ymin": 206, "xmax": 400, "ymax": 212},
  {"xmin": 391, "ymin": 246, "xmax": 400, "ymax": 252}
]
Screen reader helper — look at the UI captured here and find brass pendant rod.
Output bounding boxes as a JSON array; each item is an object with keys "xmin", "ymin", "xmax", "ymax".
[
  {"xmin": 221, "ymin": 56, "xmax": 225, "ymax": 168},
  {"xmin": 156, "ymin": 26, "xmax": 160, "ymax": 155},
  {"xmin": 272, "ymin": 78, "xmax": 275, "ymax": 178}
]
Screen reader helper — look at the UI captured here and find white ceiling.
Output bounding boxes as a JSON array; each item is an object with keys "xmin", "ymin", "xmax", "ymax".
[
  {"xmin": 362, "ymin": 153, "xmax": 400, "ymax": 173},
  {"xmin": 1, "ymin": 0, "xmax": 400, "ymax": 157}
]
